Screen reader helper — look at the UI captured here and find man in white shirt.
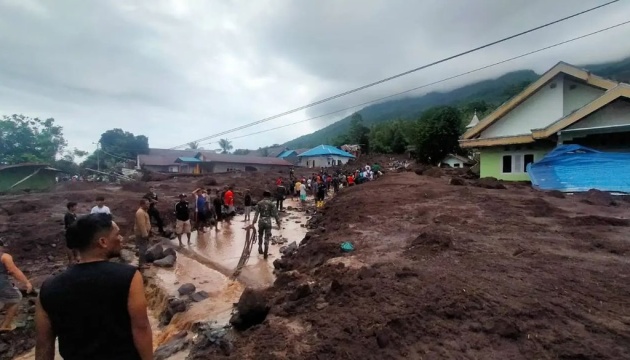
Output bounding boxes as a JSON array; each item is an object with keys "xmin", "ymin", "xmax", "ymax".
[{"xmin": 90, "ymin": 196, "xmax": 112, "ymax": 215}]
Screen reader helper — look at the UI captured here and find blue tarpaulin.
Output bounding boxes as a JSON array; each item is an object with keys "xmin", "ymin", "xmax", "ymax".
[{"xmin": 528, "ymin": 145, "xmax": 630, "ymax": 193}]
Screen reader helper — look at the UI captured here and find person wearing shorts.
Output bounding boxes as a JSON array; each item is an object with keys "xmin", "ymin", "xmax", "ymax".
[
  {"xmin": 175, "ymin": 194, "xmax": 192, "ymax": 246},
  {"xmin": 0, "ymin": 241, "xmax": 32, "ymax": 331}
]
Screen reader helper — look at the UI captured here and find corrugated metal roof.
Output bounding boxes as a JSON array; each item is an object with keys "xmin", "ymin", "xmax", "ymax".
[
  {"xmin": 299, "ymin": 145, "xmax": 356, "ymax": 158},
  {"xmin": 176, "ymin": 157, "xmax": 202, "ymax": 163},
  {"xmin": 277, "ymin": 150, "xmax": 296, "ymax": 158},
  {"xmin": 138, "ymin": 149, "xmax": 199, "ymax": 167},
  {"xmin": 196, "ymin": 151, "xmax": 293, "ymax": 166}
]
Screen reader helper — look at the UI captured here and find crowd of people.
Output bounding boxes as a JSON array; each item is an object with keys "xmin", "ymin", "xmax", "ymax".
[{"xmin": 0, "ymin": 164, "xmax": 387, "ymax": 358}]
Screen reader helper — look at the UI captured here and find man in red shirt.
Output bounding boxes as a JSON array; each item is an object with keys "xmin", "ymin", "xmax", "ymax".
[
  {"xmin": 224, "ymin": 186, "xmax": 235, "ymax": 219},
  {"xmin": 276, "ymin": 177, "xmax": 282, "ymax": 186}
]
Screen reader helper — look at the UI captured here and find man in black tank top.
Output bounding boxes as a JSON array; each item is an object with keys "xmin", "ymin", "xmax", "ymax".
[{"xmin": 35, "ymin": 213, "xmax": 153, "ymax": 360}]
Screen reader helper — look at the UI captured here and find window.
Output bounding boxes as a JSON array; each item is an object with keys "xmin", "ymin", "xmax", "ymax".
[
  {"xmin": 168, "ymin": 166, "xmax": 179, "ymax": 173},
  {"xmin": 502, "ymin": 154, "xmax": 535, "ymax": 174},
  {"xmin": 453, "ymin": 163, "xmax": 461, "ymax": 168}
]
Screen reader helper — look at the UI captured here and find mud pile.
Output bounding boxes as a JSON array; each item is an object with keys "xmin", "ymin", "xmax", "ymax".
[{"xmin": 189, "ymin": 172, "xmax": 630, "ymax": 359}]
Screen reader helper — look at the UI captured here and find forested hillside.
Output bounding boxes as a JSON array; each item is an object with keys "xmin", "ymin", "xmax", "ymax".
[{"xmin": 283, "ymin": 56, "xmax": 630, "ymax": 149}]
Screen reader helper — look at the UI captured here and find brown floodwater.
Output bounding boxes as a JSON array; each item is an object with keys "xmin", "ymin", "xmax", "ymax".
[{"xmin": 18, "ymin": 207, "xmax": 309, "ymax": 360}]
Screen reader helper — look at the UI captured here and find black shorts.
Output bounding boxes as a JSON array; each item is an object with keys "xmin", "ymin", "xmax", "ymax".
[{"xmin": 197, "ymin": 212, "xmax": 207, "ymax": 223}]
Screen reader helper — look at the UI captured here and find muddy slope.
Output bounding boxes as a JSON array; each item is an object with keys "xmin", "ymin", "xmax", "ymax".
[{"xmin": 191, "ymin": 172, "xmax": 630, "ymax": 360}]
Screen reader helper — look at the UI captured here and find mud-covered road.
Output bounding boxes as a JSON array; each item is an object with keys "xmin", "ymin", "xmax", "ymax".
[{"xmin": 194, "ymin": 171, "xmax": 630, "ymax": 359}]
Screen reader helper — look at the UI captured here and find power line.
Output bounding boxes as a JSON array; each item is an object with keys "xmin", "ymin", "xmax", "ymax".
[
  {"xmin": 170, "ymin": 0, "xmax": 620, "ymax": 149},
  {"xmin": 196, "ymin": 19, "xmax": 630, "ymax": 147}
]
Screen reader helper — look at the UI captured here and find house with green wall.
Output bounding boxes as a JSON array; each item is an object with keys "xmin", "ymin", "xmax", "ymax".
[
  {"xmin": 0, "ymin": 163, "xmax": 60, "ymax": 193},
  {"xmin": 460, "ymin": 62, "xmax": 630, "ymax": 181}
]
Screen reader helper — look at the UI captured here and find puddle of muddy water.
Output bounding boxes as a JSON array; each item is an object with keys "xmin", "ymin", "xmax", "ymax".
[{"xmin": 16, "ymin": 207, "xmax": 309, "ymax": 360}]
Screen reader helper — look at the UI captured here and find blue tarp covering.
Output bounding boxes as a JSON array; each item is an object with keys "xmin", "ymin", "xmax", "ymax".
[{"xmin": 528, "ymin": 145, "xmax": 630, "ymax": 193}]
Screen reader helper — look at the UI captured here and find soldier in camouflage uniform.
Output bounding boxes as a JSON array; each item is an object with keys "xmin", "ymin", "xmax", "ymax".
[{"xmin": 250, "ymin": 190, "xmax": 281, "ymax": 259}]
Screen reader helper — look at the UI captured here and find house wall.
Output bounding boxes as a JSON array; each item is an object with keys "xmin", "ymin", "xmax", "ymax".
[
  {"xmin": 480, "ymin": 75, "xmax": 565, "ymax": 138},
  {"xmin": 563, "ymin": 78, "xmax": 605, "ymax": 116},
  {"xmin": 143, "ymin": 165, "xmax": 171, "ymax": 173},
  {"xmin": 441, "ymin": 157, "xmax": 467, "ymax": 168},
  {"xmin": 280, "ymin": 153, "xmax": 299, "ymax": 165},
  {"xmin": 480, "ymin": 146, "xmax": 552, "ymax": 181},
  {"xmin": 298, "ymin": 156, "xmax": 350, "ymax": 168},
  {"xmin": 566, "ymin": 99, "xmax": 630, "ymax": 129},
  {"xmin": 210, "ymin": 162, "xmax": 290, "ymax": 173},
  {"xmin": 0, "ymin": 167, "xmax": 57, "ymax": 192}
]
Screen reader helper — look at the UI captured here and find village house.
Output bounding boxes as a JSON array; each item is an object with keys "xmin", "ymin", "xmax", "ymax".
[
  {"xmin": 137, "ymin": 149, "xmax": 293, "ymax": 174},
  {"xmin": 0, "ymin": 163, "xmax": 61, "ymax": 192},
  {"xmin": 460, "ymin": 61, "xmax": 630, "ymax": 181},
  {"xmin": 297, "ymin": 145, "xmax": 356, "ymax": 168},
  {"xmin": 439, "ymin": 154, "xmax": 475, "ymax": 168},
  {"xmin": 276, "ymin": 148, "xmax": 308, "ymax": 165}
]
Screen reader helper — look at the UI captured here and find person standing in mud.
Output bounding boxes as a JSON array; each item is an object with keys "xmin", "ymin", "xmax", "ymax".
[
  {"xmin": 243, "ymin": 189, "xmax": 252, "ymax": 222},
  {"xmin": 36, "ymin": 213, "xmax": 153, "ymax": 360},
  {"xmin": 192, "ymin": 189, "xmax": 208, "ymax": 233},
  {"xmin": 175, "ymin": 194, "xmax": 192, "ymax": 246},
  {"xmin": 143, "ymin": 186, "xmax": 166, "ymax": 236},
  {"xmin": 134, "ymin": 199, "xmax": 151, "ymax": 269},
  {"xmin": 213, "ymin": 189, "xmax": 223, "ymax": 229},
  {"xmin": 249, "ymin": 190, "xmax": 281, "ymax": 259},
  {"xmin": 275, "ymin": 182, "xmax": 287, "ymax": 211},
  {"xmin": 90, "ymin": 196, "xmax": 111, "ymax": 215},
  {"xmin": 224, "ymin": 186, "xmax": 235, "ymax": 219},
  {"xmin": 0, "ymin": 241, "xmax": 33, "ymax": 331},
  {"xmin": 64, "ymin": 202, "xmax": 80, "ymax": 264}
]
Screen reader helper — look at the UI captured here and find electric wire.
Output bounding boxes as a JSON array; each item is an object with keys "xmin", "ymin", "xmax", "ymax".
[{"xmin": 170, "ymin": 0, "xmax": 620, "ymax": 149}]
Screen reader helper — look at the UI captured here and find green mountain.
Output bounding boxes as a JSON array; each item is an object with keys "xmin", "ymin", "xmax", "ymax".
[{"xmin": 283, "ymin": 56, "xmax": 630, "ymax": 149}]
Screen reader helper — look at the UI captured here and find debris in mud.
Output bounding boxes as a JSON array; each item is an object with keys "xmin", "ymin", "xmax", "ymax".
[
  {"xmin": 160, "ymin": 297, "xmax": 189, "ymax": 326},
  {"xmin": 289, "ymin": 282, "xmax": 313, "ymax": 301},
  {"xmin": 145, "ymin": 243, "xmax": 165, "ymax": 262},
  {"xmin": 579, "ymin": 189, "xmax": 618, "ymax": 207},
  {"xmin": 154, "ymin": 330, "xmax": 189, "ymax": 360},
  {"xmin": 472, "ymin": 177, "xmax": 507, "ymax": 189},
  {"xmin": 270, "ymin": 235, "xmax": 288, "ymax": 245},
  {"xmin": 422, "ymin": 167, "xmax": 443, "ymax": 178},
  {"xmin": 449, "ymin": 177, "xmax": 466, "ymax": 186},
  {"xmin": 407, "ymin": 230, "xmax": 454, "ymax": 253},
  {"xmin": 191, "ymin": 290, "xmax": 210, "ymax": 302},
  {"xmin": 229, "ymin": 288, "xmax": 270, "ymax": 331},
  {"xmin": 189, "ymin": 323, "xmax": 232, "ymax": 358},
  {"xmin": 566, "ymin": 215, "xmax": 630, "ymax": 227},
  {"xmin": 545, "ymin": 190, "xmax": 566, "ymax": 199},
  {"xmin": 522, "ymin": 197, "xmax": 561, "ymax": 217},
  {"xmin": 154, "ymin": 254, "xmax": 176, "ymax": 267},
  {"xmin": 178, "ymin": 283, "xmax": 196, "ymax": 296},
  {"xmin": 280, "ymin": 241, "xmax": 298, "ymax": 256}
]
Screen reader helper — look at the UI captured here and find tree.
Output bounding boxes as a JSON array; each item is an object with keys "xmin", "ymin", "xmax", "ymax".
[
  {"xmin": 187, "ymin": 141, "xmax": 199, "ymax": 150},
  {"xmin": 0, "ymin": 115, "xmax": 67, "ymax": 164},
  {"xmin": 81, "ymin": 128, "xmax": 149, "ymax": 170},
  {"xmin": 413, "ymin": 106, "xmax": 464, "ymax": 165},
  {"xmin": 232, "ymin": 149, "xmax": 251, "ymax": 155},
  {"xmin": 54, "ymin": 149, "xmax": 88, "ymax": 175},
  {"xmin": 348, "ymin": 113, "xmax": 370, "ymax": 153},
  {"xmin": 259, "ymin": 147, "xmax": 270, "ymax": 157},
  {"xmin": 218, "ymin": 139, "xmax": 233, "ymax": 154}
]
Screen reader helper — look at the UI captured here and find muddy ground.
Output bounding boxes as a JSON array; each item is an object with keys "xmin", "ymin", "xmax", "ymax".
[
  {"xmin": 191, "ymin": 171, "xmax": 630, "ymax": 360},
  {"xmin": 0, "ymin": 165, "xmax": 325, "ymax": 360}
]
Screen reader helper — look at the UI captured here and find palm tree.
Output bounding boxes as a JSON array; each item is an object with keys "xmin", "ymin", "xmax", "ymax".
[
  {"xmin": 218, "ymin": 139, "xmax": 233, "ymax": 154},
  {"xmin": 187, "ymin": 141, "xmax": 199, "ymax": 150}
]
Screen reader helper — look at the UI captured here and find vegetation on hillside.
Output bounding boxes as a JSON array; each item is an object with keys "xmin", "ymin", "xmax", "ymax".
[{"xmin": 282, "ymin": 56, "xmax": 630, "ymax": 149}]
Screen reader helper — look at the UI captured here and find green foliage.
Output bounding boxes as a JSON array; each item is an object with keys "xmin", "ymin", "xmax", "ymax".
[
  {"xmin": 82, "ymin": 128, "xmax": 149, "ymax": 170},
  {"xmin": 232, "ymin": 149, "xmax": 251, "ymax": 155},
  {"xmin": 0, "ymin": 114, "xmax": 67, "ymax": 164},
  {"xmin": 187, "ymin": 141, "xmax": 199, "ymax": 149},
  {"xmin": 347, "ymin": 113, "xmax": 370, "ymax": 152},
  {"xmin": 414, "ymin": 106, "xmax": 463, "ymax": 165},
  {"xmin": 218, "ymin": 138, "xmax": 233, "ymax": 154},
  {"xmin": 369, "ymin": 120, "xmax": 414, "ymax": 154}
]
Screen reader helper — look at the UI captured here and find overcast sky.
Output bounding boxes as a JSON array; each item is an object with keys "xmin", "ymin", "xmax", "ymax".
[{"xmin": 1, "ymin": 0, "xmax": 629, "ymax": 155}]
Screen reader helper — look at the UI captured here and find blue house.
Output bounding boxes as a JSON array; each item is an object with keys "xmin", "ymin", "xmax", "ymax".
[{"xmin": 297, "ymin": 145, "xmax": 356, "ymax": 168}]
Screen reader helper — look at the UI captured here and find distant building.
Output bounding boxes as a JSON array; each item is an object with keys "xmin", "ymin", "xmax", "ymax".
[
  {"xmin": 0, "ymin": 163, "xmax": 61, "ymax": 192},
  {"xmin": 341, "ymin": 144, "xmax": 361, "ymax": 157},
  {"xmin": 137, "ymin": 148, "xmax": 292, "ymax": 174},
  {"xmin": 297, "ymin": 145, "xmax": 356, "ymax": 168},
  {"xmin": 439, "ymin": 154, "xmax": 475, "ymax": 168},
  {"xmin": 276, "ymin": 148, "xmax": 308, "ymax": 165}
]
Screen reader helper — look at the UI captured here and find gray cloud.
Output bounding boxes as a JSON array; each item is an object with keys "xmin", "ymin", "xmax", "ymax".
[{"xmin": 1, "ymin": 0, "xmax": 629, "ymax": 153}]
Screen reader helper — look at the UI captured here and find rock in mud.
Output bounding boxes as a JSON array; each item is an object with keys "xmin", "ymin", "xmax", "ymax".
[
  {"xmin": 154, "ymin": 330, "xmax": 189, "ymax": 360},
  {"xmin": 473, "ymin": 177, "xmax": 506, "ymax": 190},
  {"xmin": 163, "ymin": 247, "xmax": 177, "ymax": 258},
  {"xmin": 191, "ymin": 290, "xmax": 210, "ymax": 302},
  {"xmin": 289, "ymin": 282, "xmax": 313, "ymax": 301},
  {"xmin": 230, "ymin": 288, "xmax": 270, "ymax": 331},
  {"xmin": 145, "ymin": 244, "xmax": 164, "ymax": 262},
  {"xmin": 280, "ymin": 241, "xmax": 298, "ymax": 256},
  {"xmin": 160, "ymin": 297, "xmax": 188, "ymax": 326},
  {"xmin": 178, "ymin": 283, "xmax": 196, "ymax": 296},
  {"xmin": 273, "ymin": 258, "xmax": 289, "ymax": 270},
  {"xmin": 449, "ymin": 177, "xmax": 465, "ymax": 186},
  {"xmin": 154, "ymin": 254, "xmax": 176, "ymax": 268}
]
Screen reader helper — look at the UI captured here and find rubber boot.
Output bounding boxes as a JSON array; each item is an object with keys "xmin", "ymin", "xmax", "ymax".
[
  {"xmin": 258, "ymin": 245, "xmax": 264, "ymax": 255},
  {"xmin": 263, "ymin": 244, "xmax": 269, "ymax": 259}
]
